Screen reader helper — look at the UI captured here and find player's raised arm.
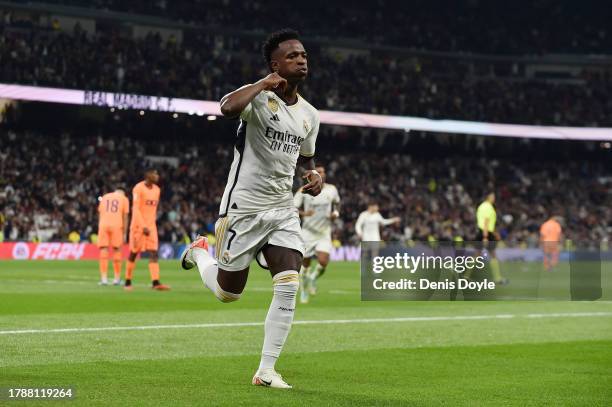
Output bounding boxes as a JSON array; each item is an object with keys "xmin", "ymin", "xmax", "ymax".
[
  {"xmin": 379, "ymin": 213, "xmax": 400, "ymax": 226},
  {"xmin": 219, "ymin": 73, "xmax": 287, "ymax": 118}
]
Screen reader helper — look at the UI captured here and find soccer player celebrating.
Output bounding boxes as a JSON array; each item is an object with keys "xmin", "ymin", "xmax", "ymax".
[
  {"xmin": 475, "ymin": 192, "xmax": 508, "ymax": 285},
  {"xmin": 355, "ymin": 203, "xmax": 400, "ymax": 262},
  {"xmin": 180, "ymin": 29, "xmax": 321, "ymax": 389},
  {"xmin": 124, "ymin": 169, "xmax": 170, "ymax": 291},
  {"xmin": 540, "ymin": 215, "xmax": 562, "ymax": 271},
  {"xmin": 355, "ymin": 203, "xmax": 400, "ymax": 241},
  {"xmin": 97, "ymin": 188, "xmax": 129, "ymax": 285},
  {"xmin": 294, "ymin": 165, "xmax": 340, "ymax": 303}
]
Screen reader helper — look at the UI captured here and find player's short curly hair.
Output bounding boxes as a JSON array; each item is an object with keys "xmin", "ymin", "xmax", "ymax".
[{"xmin": 262, "ymin": 28, "xmax": 300, "ymax": 71}]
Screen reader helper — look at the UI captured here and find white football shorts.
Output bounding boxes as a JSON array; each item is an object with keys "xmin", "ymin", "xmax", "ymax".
[{"xmin": 214, "ymin": 207, "xmax": 304, "ymax": 271}]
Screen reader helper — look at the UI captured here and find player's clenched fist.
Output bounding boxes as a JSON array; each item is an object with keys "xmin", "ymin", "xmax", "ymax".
[
  {"xmin": 259, "ymin": 72, "xmax": 287, "ymax": 91},
  {"xmin": 302, "ymin": 170, "xmax": 322, "ymax": 196}
]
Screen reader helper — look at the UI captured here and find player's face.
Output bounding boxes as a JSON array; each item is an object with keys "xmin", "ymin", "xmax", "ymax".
[
  {"xmin": 146, "ymin": 171, "xmax": 160, "ymax": 184},
  {"xmin": 271, "ymin": 40, "xmax": 308, "ymax": 82},
  {"xmin": 316, "ymin": 167, "xmax": 326, "ymax": 183}
]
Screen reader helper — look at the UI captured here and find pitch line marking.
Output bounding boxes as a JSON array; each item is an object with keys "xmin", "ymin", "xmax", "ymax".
[{"xmin": 0, "ymin": 312, "xmax": 610, "ymax": 336}]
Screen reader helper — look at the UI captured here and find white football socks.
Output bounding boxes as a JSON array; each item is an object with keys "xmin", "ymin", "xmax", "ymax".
[
  {"xmin": 259, "ymin": 270, "xmax": 299, "ymax": 371},
  {"xmin": 311, "ymin": 263, "xmax": 325, "ymax": 280},
  {"xmin": 192, "ymin": 248, "xmax": 240, "ymax": 303},
  {"xmin": 191, "ymin": 249, "xmax": 298, "ymax": 369},
  {"xmin": 192, "ymin": 248, "xmax": 218, "ymax": 292}
]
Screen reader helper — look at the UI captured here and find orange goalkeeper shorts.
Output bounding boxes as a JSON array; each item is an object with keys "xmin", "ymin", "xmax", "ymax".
[
  {"xmin": 98, "ymin": 225, "xmax": 125, "ymax": 248},
  {"xmin": 129, "ymin": 226, "xmax": 159, "ymax": 253}
]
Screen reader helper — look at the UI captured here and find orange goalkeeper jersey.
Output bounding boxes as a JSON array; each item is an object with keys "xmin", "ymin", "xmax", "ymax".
[
  {"xmin": 540, "ymin": 219, "xmax": 562, "ymax": 242},
  {"xmin": 98, "ymin": 192, "xmax": 129, "ymax": 228},
  {"xmin": 130, "ymin": 181, "xmax": 160, "ymax": 229}
]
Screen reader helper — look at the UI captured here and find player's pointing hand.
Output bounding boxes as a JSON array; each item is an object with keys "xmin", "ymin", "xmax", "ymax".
[{"xmin": 259, "ymin": 72, "xmax": 287, "ymax": 92}]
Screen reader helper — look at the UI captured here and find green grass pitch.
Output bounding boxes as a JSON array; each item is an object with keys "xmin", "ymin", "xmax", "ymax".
[{"xmin": 1, "ymin": 260, "xmax": 611, "ymax": 406}]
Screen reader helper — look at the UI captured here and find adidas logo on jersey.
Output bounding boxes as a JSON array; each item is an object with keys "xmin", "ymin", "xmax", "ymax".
[{"xmin": 269, "ymin": 114, "xmax": 280, "ymax": 122}]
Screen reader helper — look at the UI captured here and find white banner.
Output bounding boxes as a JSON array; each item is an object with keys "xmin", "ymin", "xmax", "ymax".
[{"xmin": 1, "ymin": 83, "xmax": 611, "ymax": 141}]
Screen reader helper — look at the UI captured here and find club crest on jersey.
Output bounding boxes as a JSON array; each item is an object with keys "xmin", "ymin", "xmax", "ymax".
[
  {"xmin": 222, "ymin": 251, "xmax": 231, "ymax": 263},
  {"xmin": 267, "ymin": 97, "xmax": 279, "ymax": 113},
  {"xmin": 303, "ymin": 119, "xmax": 310, "ymax": 133}
]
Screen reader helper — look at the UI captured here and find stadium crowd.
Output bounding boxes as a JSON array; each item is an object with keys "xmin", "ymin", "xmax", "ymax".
[
  {"xmin": 0, "ymin": 2, "xmax": 610, "ymax": 248},
  {"xmin": 25, "ymin": 0, "xmax": 612, "ymax": 54},
  {"xmin": 1, "ymin": 127, "xmax": 609, "ymax": 247},
  {"xmin": 1, "ymin": 17, "xmax": 611, "ymax": 126}
]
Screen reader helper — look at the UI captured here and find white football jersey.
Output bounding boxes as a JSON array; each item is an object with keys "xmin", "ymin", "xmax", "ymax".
[
  {"xmin": 355, "ymin": 211, "xmax": 396, "ymax": 241},
  {"xmin": 219, "ymin": 90, "xmax": 320, "ymax": 216},
  {"xmin": 294, "ymin": 183, "xmax": 340, "ymax": 237}
]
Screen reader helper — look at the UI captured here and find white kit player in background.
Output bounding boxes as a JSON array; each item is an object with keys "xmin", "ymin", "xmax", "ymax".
[
  {"xmin": 179, "ymin": 30, "xmax": 322, "ymax": 389},
  {"xmin": 294, "ymin": 165, "xmax": 340, "ymax": 303},
  {"xmin": 355, "ymin": 203, "xmax": 400, "ymax": 259}
]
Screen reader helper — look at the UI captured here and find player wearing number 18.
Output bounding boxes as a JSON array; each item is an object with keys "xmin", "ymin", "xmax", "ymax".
[{"xmin": 97, "ymin": 188, "xmax": 129, "ymax": 285}]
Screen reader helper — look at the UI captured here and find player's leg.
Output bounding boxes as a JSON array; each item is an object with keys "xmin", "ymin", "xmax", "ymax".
[
  {"xmin": 124, "ymin": 250, "xmax": 138, "ymax": 290},
  {"xmin": 308, "ymin": 237, "xmax": 332, "ymax": 295},
  {"xmin": 97, "ymin": 226, "xmax": 110, "ymax": 284},
  {"xmin": 149, "ymin": 250, "xmax": 170, "ymax": 290},
  {"xmin": 109, "ymin": 227, "xmax": 123, "ymax": 284},
  {"xmin": 125, "ymin": 228, "xmax": 142, "ymax": 290},
  {"xmin": 550, "ymin": 244, "xmax": 560, "ymax": 270},
  {"xmin": 147, "ymin": 228, "xmax": 169, "ymax": 290},
  {"xmin": 308, "ymin": 250, "xmax": 330, "ymax": 295},
  {"xmin": 98, "ymin": 247, "xmax": 109, "ymax": 285},
  {"xmin": 184, "ymin": 238, "xmax": 249, "ymax": 301},
  {"xmin": 489, "ymin": 243, "xmax": 508, "ymax": 285},
  {"xmin": 299, "ymin": 256, "xmax": 312, "ymax": 304},
  {"xmin": 252, "ymin": 244, "xmax": 300, "ymax": 389},
  {"xmin": 542, "ymin": 245, "xmax": 551, "ymax": 271},
  {"xmin": 315, "ymin": 251, "xmax": 330, "ymax": 275},
  {"xmin": 299, "ymin": 256, "xmax": 311, "ymax": 303},
  {"xmin": 252, "ymin": 208, "xmax": 304, "ymax": 388},
  {"xmin": 300, "ymin": 256, "xmax": 311, "ymax": 276},
  {"xmin": 181, "ymin": 216, "xmax": 251, "ymax": 302},
  {"xmin": 111, "ymin": 247, "xmax": 122, "ymax": 284},
  {"xmin": 299, "ymin": 234, "xmax": 317, "ymax": 303}
]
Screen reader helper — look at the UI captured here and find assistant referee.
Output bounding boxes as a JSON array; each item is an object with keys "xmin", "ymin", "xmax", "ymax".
[{"xmin": 476, "ymin": 193, "xmax": 508, "ymax": 285}]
